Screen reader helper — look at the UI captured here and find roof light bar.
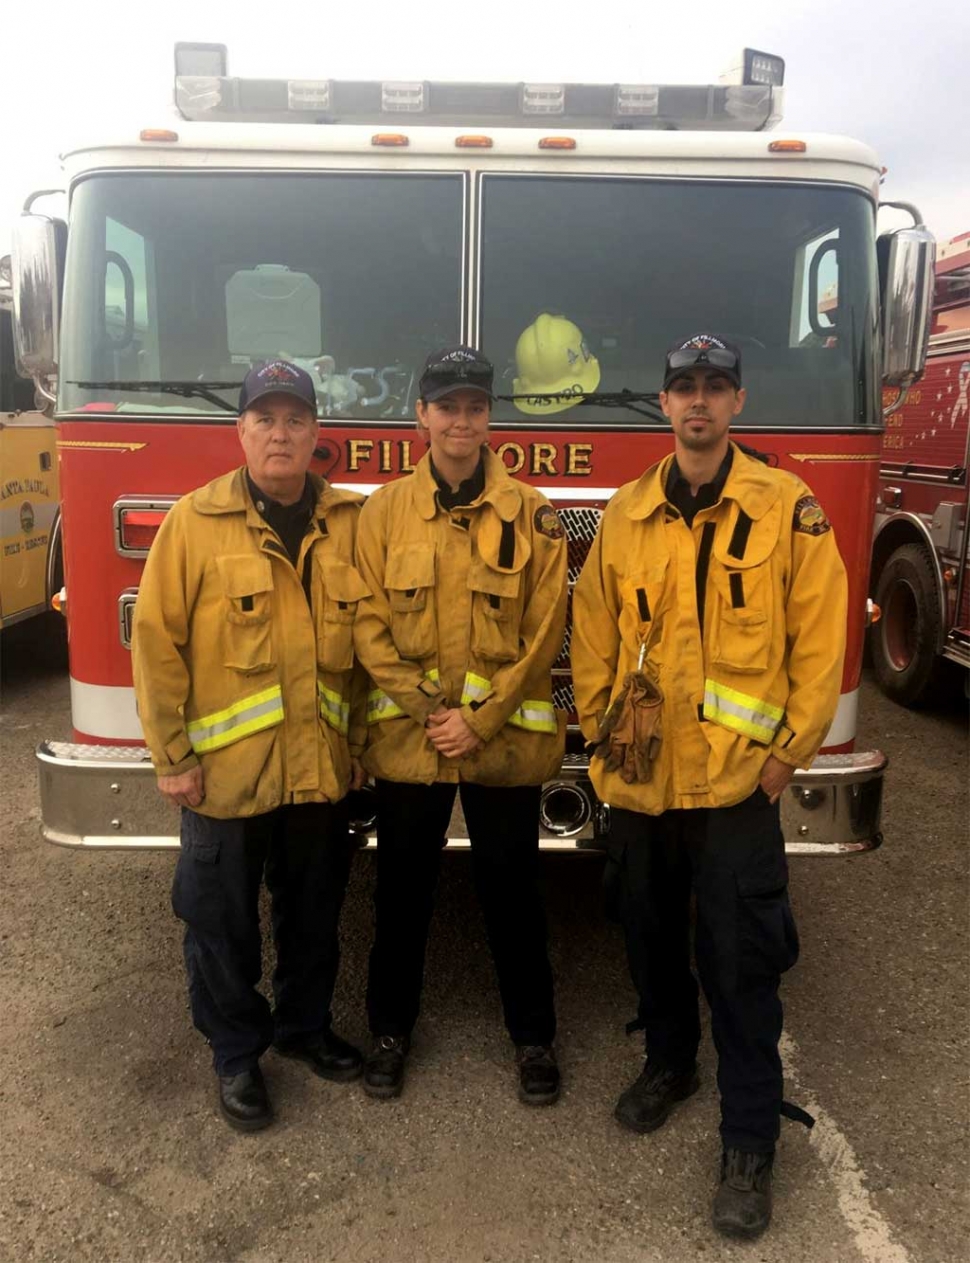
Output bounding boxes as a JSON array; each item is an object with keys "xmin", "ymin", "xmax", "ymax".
[
  {"xmin": 172, "ymin": 51, "xmax": 785, "ymax": 131},
  {"xmin": 288, "ymin": 80, "xmax": 332, "ymax": 111},
  {"xmin": 174, "ymin": 42, "xmax": 227, "ymax": 78},
  {"xmin": 521, "ymin": 84, "xmax": 565, "ymax": 115},
  {"xmin": 744, "ymin": 49, "xmax": 785, "ymax": 87},
  {"xmin": 175, "ymin": 77, "xmax": 222, "ymax": 115},
  {"xmin": 382, "ymin": 81, "xmax": 426, "ymax": 113},
  {"xmin": 615, "ymin": 85, "xmax": 659, "ymax": 117}
]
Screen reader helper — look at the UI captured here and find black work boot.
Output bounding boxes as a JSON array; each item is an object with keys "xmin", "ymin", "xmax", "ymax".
[
  {"xmin": 274, "ymin": 1029, "xmax": 363, "ymax": 1082},
  {"xmin": 363, "ymin": 1035, "xmax": 409, "ymax": 1099},
  {"xmin": 516, "ymin": 1045, "xmax": 560, "ymax": 1106},
  {"xmin": 712, "ymin": 1148, "xmax": 774, "ymax": 1239},
  {"xmin": 218, "ymin": 1066, "xmax": 273, "ymax": 1132},
  {"xmin": 613, "ymin": 1060, "xmax": 700, "ymax": 1134}
]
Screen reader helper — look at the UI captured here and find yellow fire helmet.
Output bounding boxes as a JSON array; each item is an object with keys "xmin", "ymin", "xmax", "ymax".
[{"xmin": 512, "ymin": 313, "xmax": 601, "ymax": 416}]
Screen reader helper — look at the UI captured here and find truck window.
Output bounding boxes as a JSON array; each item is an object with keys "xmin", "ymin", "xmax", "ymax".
[
  {"xmin": 0, "ymin": 307, "xmax": 36, "ymax": 413},
  {"xmin": 60, "ymin": 173, "xmax": 465, "ymax": 417},
  {"xmin": 479, "ymin": 176, "xmax": 878, "ymax": 428}
]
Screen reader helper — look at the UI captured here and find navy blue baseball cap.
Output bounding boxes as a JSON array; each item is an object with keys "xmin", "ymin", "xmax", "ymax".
[
  {"xmin": 239, "ymin": 360, "xmax": 318, "ymax": 414},
  {"xmin": 419, "ymin": 345, "xmax": 494, "ymax": 402},
  {"xmin": 663, "ymin": 333, "xmax": 742, "ymax": 390}
]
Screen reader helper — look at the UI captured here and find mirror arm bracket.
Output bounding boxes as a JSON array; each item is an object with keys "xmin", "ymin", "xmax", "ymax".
[
  {"xmin": 882, "ymin": 383, "xmax": 910, "ymax": 420},
  {"xmin": 879, "ymin": 201, "xmax": 925, "ymax": 228}
]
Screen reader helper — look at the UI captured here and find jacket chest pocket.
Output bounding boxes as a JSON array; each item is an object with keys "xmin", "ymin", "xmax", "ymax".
[
  {"xmin": 216, "ymin": 555, "xmax": 275, "ymax": 674},
  {"xmin": 618, "ymin": 559, "xmax": 669, "ymax": 656},
  {"xmin": 469, "ymin": 560, "xmax": 522, "ymax": 663},
  {"xmin": 710, "ymin": 563, "xmax": 772, "ymax": 673},
  {"xmin": 316, "ymin": 557, "xmax": 370, "ymax": 673},
  {"xmin": 385, "ymin": 543, "xmax": 437, "ymax": 661}
]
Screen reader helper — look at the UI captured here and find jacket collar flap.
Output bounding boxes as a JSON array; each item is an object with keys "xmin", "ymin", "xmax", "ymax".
[{"xmin": 414, "ymin": 447, "xmax": 523, "ymax": 523}]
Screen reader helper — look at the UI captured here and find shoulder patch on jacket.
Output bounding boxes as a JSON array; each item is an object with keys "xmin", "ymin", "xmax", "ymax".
[
  {"xmin": 793, "ymin": 495, "xmax": 830, "ymax": 536},
  {"xmin": 534, "ymin": 504, "xmax": 565, "ymax": 540}
]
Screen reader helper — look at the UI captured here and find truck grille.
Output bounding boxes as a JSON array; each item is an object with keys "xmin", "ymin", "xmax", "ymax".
[{"xmin": 553, "ymin": 505, "xmax": 604, "ymax": 715}]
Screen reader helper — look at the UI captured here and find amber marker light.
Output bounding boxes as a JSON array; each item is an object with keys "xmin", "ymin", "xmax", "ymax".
[
  {"xmin": 140, "ymin": 129, "xmax": 179, "ymax": 143},
  {"xmin": 539, "ymin": 136, "xmax": 577, "ymax": 150},
  {"xmin": 768, "ymin": 139, "xmax": 807, "ymax": 153},
  {"xmin": 371, "ymin": 133, "xmax": 409, "ymax": 147},
  {"xmin": 456, "ymin": 135, "xmax": 493, "ymax": 148}
]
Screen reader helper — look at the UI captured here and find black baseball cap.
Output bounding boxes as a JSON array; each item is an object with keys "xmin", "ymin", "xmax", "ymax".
[
  {"xmin": 419, "ymin": 345, "xmax": 494, "ymax": 402},
  {"xmin": 239, "ymin": 359, "xmax": 318, "ymax": 414},
  {"xmin": 662, "ymin": 334, "xmax": 742, "ymax": 390}
]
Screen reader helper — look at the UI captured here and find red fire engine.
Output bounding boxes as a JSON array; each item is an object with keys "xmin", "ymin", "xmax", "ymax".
[
  {"xmin": 10, "ymin": 46, "xmax": 936, "ymax": 854},
  {"xmin": 870, "ymin": 231, "xmax": 970, "ymax": 704}
]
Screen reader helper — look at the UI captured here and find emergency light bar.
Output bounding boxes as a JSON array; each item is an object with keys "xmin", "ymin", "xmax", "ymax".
[{"xmin": 174, "ymin": 72, "xmax": 783, "ymax": 131}]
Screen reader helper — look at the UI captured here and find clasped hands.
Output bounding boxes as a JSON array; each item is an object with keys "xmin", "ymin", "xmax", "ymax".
[{"xmin": 425, "ymin": 706, "xmax": 485, "ymax": 760}]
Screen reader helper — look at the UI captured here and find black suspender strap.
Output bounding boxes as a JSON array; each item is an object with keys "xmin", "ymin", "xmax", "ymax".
[
  {"xmin": 729, "ymin": 572, "xmax": 745, "ymax": 608},
  {"xmin": 302, "ymin": 550, "xmax": 313, "ymax": 609},
  {"xmin": 498, "ymin": 519, "xmax": 516, "ymax": 570},
  {"xmin": 727, "ymin": 509, "xmax": 753, "ymax": 560},
  {"xmin": 696, "ymin": 521, "xmax": 716, "ymax": 635},
  {"xmin": 636, "ymin": 588, "xmax": 651, "ymax": 622}
]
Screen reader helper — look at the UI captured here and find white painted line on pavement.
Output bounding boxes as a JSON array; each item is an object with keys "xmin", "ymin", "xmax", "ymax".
[{"xmin": 780, "ymin": 1030, "xmax": 912, "ymax": 1263}]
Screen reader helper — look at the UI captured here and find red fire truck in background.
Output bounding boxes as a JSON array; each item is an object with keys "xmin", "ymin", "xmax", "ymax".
[
  {"xmin": 10, "ymin": 45, "xmax": 936, "ymax": 855},
  {"xmin": 870, "ymin": 232, "xmax": 970, "ymax": 704}
]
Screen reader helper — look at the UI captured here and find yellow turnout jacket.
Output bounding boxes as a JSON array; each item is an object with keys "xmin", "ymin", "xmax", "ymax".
[
  {"xmin": 572, "ymin": 443, "xmax": 847, "ymax": 814},
  {"xmin": 132, "ymin": 468, "xmax": 367, "ymax": 818},
  {"xmin": 353, "ymin": 448, "xmax": 567, "ymax": 786}
]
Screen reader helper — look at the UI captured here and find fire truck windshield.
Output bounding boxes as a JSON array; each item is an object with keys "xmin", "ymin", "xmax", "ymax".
[{"xmin": 59, "ymin": 171, "xmax": 878, "ymax": 428}]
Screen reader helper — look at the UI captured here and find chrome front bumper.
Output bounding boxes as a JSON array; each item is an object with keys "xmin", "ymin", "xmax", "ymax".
[{"xmin": 37, "ymin": 741, "xmax": 886, "ymax": 855}]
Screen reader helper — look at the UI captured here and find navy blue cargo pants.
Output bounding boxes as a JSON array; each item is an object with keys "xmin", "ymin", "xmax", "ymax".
[
  {"xmin": 606, "ymin": 787, "xmax": 800, "ymax": 1153},
  {"xmin": 366, "ymin": 779, "xmax": 556, "ymax": 1048},
  {"xmin": 172, "ymin": 801, "xmax": 356, "ymax": 1076}
]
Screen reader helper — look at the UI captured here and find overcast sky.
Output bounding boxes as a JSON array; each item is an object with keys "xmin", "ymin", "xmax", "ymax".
[{"xmin": 2, "ymin": 0, "xmax": 967, "ymax": 251}]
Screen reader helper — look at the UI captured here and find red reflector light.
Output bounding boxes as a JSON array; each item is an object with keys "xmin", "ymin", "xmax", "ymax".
[
  {"xmin": 768, "ymin": 139, "xmax": 807, "ymax": 153},
  {"xmin": 120, "ymin": 509, "xmax": 168, "ymax": 551},
  {"xmin": 140, "ymin": 129, "xmax": 179, "ymax": 143}
]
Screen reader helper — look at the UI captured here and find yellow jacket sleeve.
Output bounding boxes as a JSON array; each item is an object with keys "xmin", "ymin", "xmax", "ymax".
[
  {"xmin": 346, "ymin": 660, "xmax": 370, "ymax": 758},
  {"xmin": 461, "ymin": 521, "xmax": 567, "ymax": 743},
  {"xmin": 130, "ymin": 504, "xmax": 204, "ymax": 779},
  {"xmin": 352, "ymin": 491, "xmax": 447, "ymax": 725},
  {"xmin": 771, "ymin": 507, "xmax": 848, "ymax": 769},
  {"xmin": 570, "ymin": 512, "xmax": 623, "ymax": 745}
]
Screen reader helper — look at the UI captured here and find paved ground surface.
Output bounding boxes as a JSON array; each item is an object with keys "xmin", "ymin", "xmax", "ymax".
[{"xmin": 1, "ymin": 613, "xmax": 967, "ymax": 1263}]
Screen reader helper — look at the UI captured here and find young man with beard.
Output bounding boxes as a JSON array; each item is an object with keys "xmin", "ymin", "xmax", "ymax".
[{"xmin": 572, "ymin": 334, "xmax": 847, "ymax": 1238}]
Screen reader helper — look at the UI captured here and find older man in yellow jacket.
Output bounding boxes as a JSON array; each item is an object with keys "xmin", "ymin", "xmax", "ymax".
[
  {"xmin": 133, "ymin": 361, "xmax": 368, "ymax": 1132},
  {"xmin": 572, "ymin": 334, "xmax": 847, "ymax": 1240},
  {"xmin": 353, "ymin": 346, "xmax": 567, "ymax": 1104}
]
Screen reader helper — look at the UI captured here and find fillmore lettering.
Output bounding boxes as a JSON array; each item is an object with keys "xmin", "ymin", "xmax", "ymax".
[{"xmin": 340, "ymin": 438, "xmax": 594, "ymax": 477}]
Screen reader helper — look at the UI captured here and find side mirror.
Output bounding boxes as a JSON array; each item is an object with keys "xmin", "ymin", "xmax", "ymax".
[
  {"xmin": 878, "ymin": 225, "xmax": 935, "ymax": 393},
  {"xmin": 12, "ymin": 213, "xmax": 61, "ymax": 389}
]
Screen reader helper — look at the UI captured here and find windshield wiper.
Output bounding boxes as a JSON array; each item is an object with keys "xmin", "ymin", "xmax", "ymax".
[
  {"xmin": 72, "ymin": 380, "xmax": 242, "ymax": 413},
  {"xmin": 497, "ymin": 389, "xmax": 665, "ymax": 422}
]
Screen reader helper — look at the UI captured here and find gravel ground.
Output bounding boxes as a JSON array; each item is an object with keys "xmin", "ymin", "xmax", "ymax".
[{"xmin": 1, "ymin": 613, "xmax": 967, "ymax": 1263}]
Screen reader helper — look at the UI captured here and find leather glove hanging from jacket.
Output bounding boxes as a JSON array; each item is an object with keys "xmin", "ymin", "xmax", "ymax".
[{"xmin": 592, "ymin": 645, "xmax": 663, "ymax": 784}]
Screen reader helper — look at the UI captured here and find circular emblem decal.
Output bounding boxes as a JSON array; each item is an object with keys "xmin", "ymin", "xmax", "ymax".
[
  {"xmin": 533, "ymin": 504, "xmax": 565, "ymax": 540},
  {"xmin": 20, "ymin": 501, "xmax": 35, "ymax": 534}
]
